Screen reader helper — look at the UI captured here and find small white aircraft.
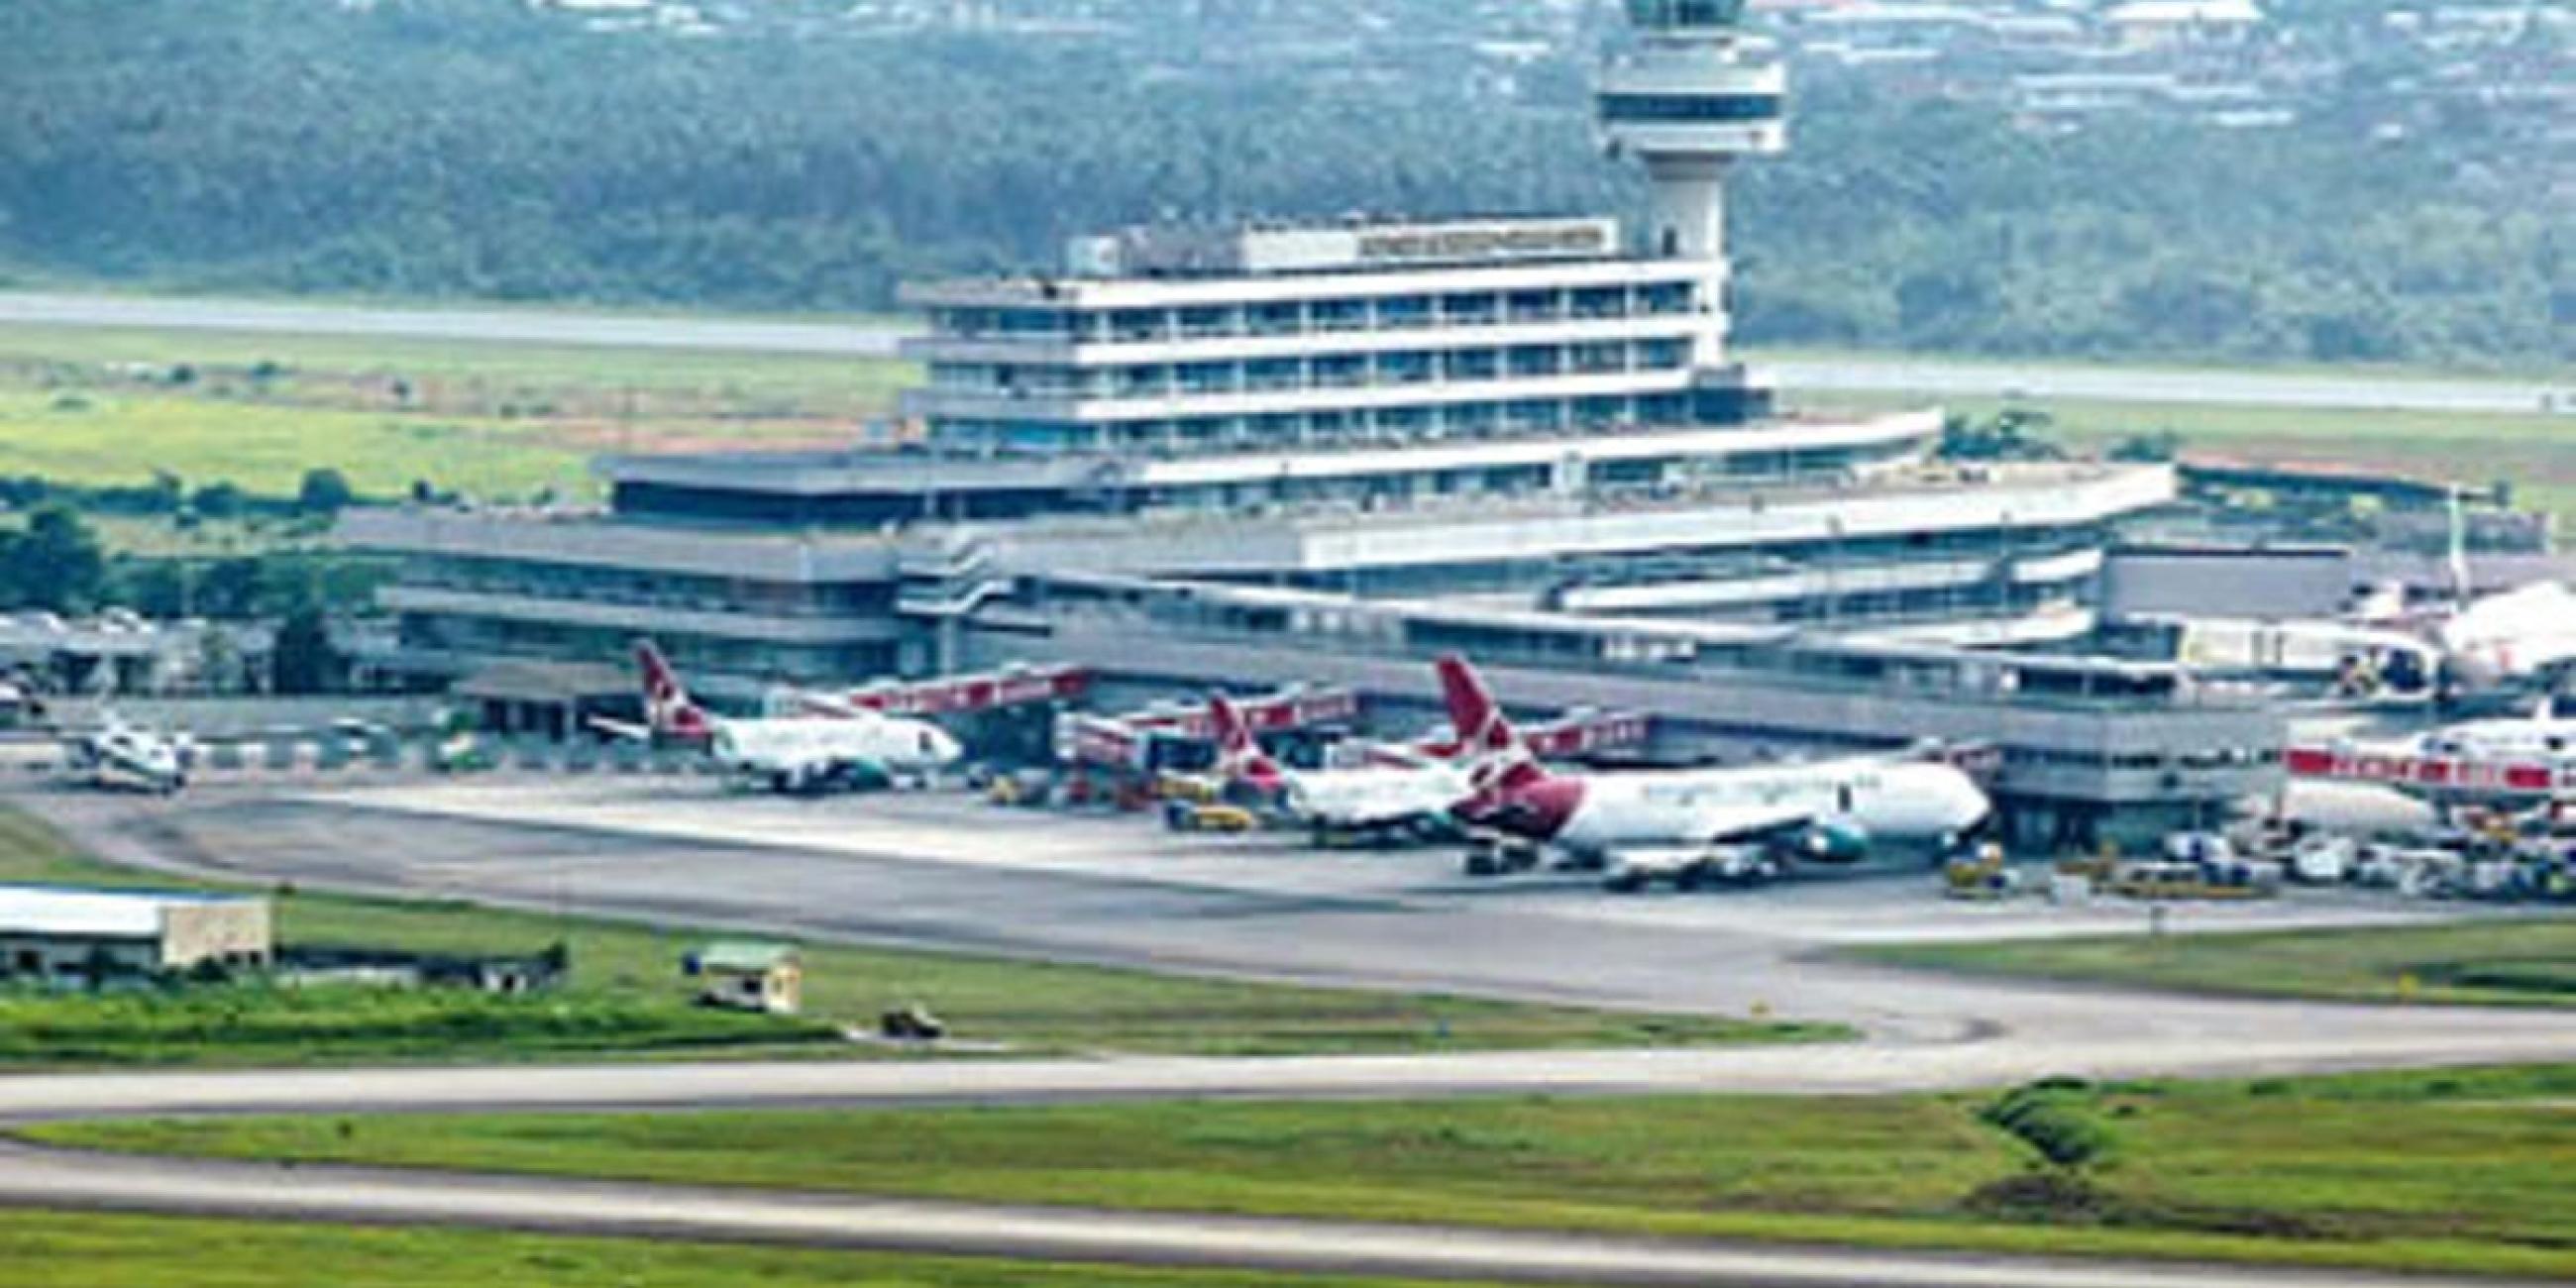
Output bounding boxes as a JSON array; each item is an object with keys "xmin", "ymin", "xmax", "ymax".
[
  {"xmin": 1205, "ymin": 693, "xmax": 1468, "ymax": 842},
  {"xmin": 1435, "ymin": 655, "xmax": 1991, "ymax": 891},
  {"xmin": 64, "ymin": 713, "xmax": 193, "ymax": 795},
  {"xmin": 605, "ymin": 644, "xmax": 962, "ymax": 796}
]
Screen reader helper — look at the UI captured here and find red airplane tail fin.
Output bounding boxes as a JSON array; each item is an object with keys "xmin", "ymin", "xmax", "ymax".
[
  {"xmin": 1434, "ymin": 654, "xmax": 1544, "ymax": 792},
  {"xmin": 1208, "ymin": 694, "xmax": 1285, "ymax": 788},
  {"xmin": 635, "ymin": 641, "xmax": 714, "ymax": 740}
]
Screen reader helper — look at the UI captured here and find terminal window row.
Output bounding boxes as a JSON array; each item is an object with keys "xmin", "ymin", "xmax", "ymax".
[
  {"xmin": 400, "ymin": 616, "xmax": 892, "ymax": 683},
  {"xmin": 405, "ymin": 557, "xmax": 896, "ymax": 617},
  {"xmin": 928, "ymin": 281, "xmax": 1703, "ymax": 345},
  {"xmin": 926, "ymin": 339, "xmax": 1695, "ymax": 401},
  {"xmin": 930, "ymin": 391, "xmax": 1714, "ymax": 452}
]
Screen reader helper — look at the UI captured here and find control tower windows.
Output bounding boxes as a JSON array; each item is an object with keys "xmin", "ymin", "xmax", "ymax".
[
  {"xmin": 1627, "ymin": 0, "xmax": 1747, "ymax": 31},
  {"xmin": 1598, "ymin": 93, "xmax": 1784, "ymax": 125}
]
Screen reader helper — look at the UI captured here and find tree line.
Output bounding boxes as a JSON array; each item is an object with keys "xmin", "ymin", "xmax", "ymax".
[{"xmin": 0, "ymin": 0, "xmax": 2563, "ymax": 369}]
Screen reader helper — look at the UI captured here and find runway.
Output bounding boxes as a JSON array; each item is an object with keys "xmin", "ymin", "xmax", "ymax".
[
  {"xmin": 2, "ymin": 289, "xmax": 2558, "ymax": 415},
  {"xmin": 1, "ymin": 1140, "xmax": 2532, "ymax": 1288}
]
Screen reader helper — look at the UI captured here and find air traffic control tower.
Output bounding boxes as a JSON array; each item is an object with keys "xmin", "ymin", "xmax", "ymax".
[{"xmin": 1600, "ymin": 0, "xmax": 1785, "ymax": 376}]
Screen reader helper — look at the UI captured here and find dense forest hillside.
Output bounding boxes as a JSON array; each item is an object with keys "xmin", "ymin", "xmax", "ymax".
[{"xmin": 0, "ymin": 0, "xmax": 2564, "ymax": 368}]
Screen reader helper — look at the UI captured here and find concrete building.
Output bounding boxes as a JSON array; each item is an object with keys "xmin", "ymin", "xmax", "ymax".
[
  {"xmin": 343, "ymin": 0, "xmax": 2263, "ymax": 843},
  {"xmin": 0, "ymin": 886, "xmax": 272, "ymax": 983}
]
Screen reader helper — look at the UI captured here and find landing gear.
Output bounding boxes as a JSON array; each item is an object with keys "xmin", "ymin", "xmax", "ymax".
[{"xmin": 1462, "ymin": 837, "xmax": 1545, "ymax": 878}]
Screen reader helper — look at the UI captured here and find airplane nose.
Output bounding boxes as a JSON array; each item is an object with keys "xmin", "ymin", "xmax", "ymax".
[{"xmin": 1951, "ymin": 780, "xmax": 1994, "ymax": 834}]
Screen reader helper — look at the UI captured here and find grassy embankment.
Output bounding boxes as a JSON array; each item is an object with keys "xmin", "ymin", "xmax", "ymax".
[
  {"xmin": 40, "ymin": 1064, "xmax": 2576, "ymax": 1280},
  {"xmin": 0, "ymin": 1212, "xmax": 1493, "ymax": 1288},
  {"xmin": 1856, "ymin": 916, "xmax": 2576, "ymax": 1009},
  {"xmin": 0, "ymin": 806, "xmax": 1827, "ymax": 1066},
  {"xmin": 0, "ymin": 322, "xmax": 916, "ymax": 506}
]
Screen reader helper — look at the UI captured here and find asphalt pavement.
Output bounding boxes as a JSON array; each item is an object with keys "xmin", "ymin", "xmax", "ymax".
[{"xmin": 0, "ymin": 1139, "xmax": 2534, "ymax": 1288}]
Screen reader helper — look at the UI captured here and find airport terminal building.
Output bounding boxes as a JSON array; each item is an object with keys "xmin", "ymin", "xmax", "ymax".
[{"xmin": 344, "ymin": 0, "xmax": 2283, "ymax": 846}]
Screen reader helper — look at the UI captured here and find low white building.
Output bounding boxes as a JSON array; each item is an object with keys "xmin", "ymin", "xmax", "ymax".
[{"xmin": 0, "ymin": 886, "xmax": 272, "ymax": 983}]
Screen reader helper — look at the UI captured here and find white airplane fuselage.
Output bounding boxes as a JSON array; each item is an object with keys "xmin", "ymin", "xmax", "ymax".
[
  {"xmin": 1521, "ymin": 758, "xmax": 1991, "ymax": 858},
  {"xmin": 2441, "ymin": 582, "xmax": 2576, "ymax": 687},
  {"xmin": 2420, "ymin": 715, "xmax": 2576, "ymax": 766},
  {"xmin": 713, "ymin": 713, "xmax": 961, "ymax": 790},
  {"xmin": 1278, "ymin": 762, "xmax": 1469, "ymax": 830}
]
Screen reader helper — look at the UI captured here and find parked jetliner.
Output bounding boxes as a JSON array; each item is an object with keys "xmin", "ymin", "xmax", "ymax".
[
  {"xmin": 2438, "ymin": 581, "xmax": 2576, "ymax": 690},
  {"xmin": 607, "ymin": 643, "xmax": 961, "ymax": 795},
  {"xmin": 2421, "ymin": 696, "xmax": 2574, "ymax": 764},
  {"xmin": 1207, "ymin": 694, "xmax": 1466, "ymax": 841},
  {"xmin": 1434, "ymin": 655, "xmax": 1990, "ymax": 891},
  {"xmin": 64, "ymin": 713, "xmax": 193, "ymax": 795}
]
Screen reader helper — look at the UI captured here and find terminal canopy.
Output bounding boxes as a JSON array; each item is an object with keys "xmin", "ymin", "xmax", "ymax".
[{"xmin": 1625, "ymin": 0, "xmax": 1747, "ymax": 33}]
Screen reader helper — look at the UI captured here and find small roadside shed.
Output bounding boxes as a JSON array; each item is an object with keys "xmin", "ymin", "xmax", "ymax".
[{"xmin": 685, "ymin": 941, "xmax": 804, "ymax": 1016}]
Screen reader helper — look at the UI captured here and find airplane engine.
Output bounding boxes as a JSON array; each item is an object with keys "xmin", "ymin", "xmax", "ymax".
[{"xmin": 1787, "ymin": 819, "xmax": 1871, "ymax": 864}]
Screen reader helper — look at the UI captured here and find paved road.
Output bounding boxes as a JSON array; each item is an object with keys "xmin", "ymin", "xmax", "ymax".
[
  {"xmin": 0, "ymin": 290, "xmax": 906, "ymax": 357},
  {"xmin": 1, "ymin": 1141, "xmax": 2527, "ymax": 1288},
  {"xmin": 1763, "ymin": 357, "xmax": 2565, "ymax": 417},
  {"xmin": 4, "ymin": 289, "xmax": 2560, "ymax": 413}
]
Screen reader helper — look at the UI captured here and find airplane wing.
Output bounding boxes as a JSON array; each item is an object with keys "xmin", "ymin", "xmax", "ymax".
[
  {"xmin": 588, "ymin": 715, "xmax": 655, "ymax": 743},
  {"xmin": 1684, "ymin": 804, "xmax": 1821, "ymax": 847},
  {"xmin": 1358, "ymin": 742, "xmax": 1443, "ymax": 771},
  {"xmin": 1606, "ymin": 843, "xmax": 1771, "ymax": 879}
]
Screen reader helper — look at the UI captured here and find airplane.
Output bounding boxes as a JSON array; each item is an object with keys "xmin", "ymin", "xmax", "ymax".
[
  {"xmin": 1205, "ymin": 693, "xmax": 1468, "ymax": 842},
  {"xmin": 63, "ymin": 712, "xmax": 193, "ymax": 795},
  {"xmin": 2436, "ymin": 581, "xmax": 2576, "ymax": 691},
  {"xmin": 606, "ymin": 643, "xmax": 963, "ymax": 796},
  {"xmin": 2419, "ymin": 696, "xmax": 2575, "ymax": 764},
  {"xmin": 1433, "ymin": 655, "xmax": 1992, "ymax": 892}
]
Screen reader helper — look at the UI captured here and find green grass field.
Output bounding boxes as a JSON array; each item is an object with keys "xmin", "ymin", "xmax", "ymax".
[
  {"xmin": 0, "ymin": 322, "xmax": 914, "ymax": 502},
  {"xmin": 1853, "ymin": 917, "xmax": 2576, "ymax": 1009},
  {"xmin": 0, "ymin": 1211, "xmax": 1489, "ymax": 1288},
  {"xmin": 42, "ymin": 1065, "xmax": 2576, "ymax": 1279},
  {"xmin": 0, "ymin": 984, "xmax": 840, "ymax": 1067},
  {"xmin": 0, "ymin": 805, "xmax": 1829, "ymax": 1064},
  {"xmin": 0, "ymin": 388, "xmax": 592, "ymax": 500}
]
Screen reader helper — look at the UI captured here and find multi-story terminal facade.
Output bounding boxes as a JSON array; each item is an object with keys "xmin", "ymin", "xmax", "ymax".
[
  {"xmin": 346, "ymin": 0, "xmax": 2280, "ymax": 845},
  {"xmin": 902, "ymin": 216, "xmax": 1780, "ymax": 470}
]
